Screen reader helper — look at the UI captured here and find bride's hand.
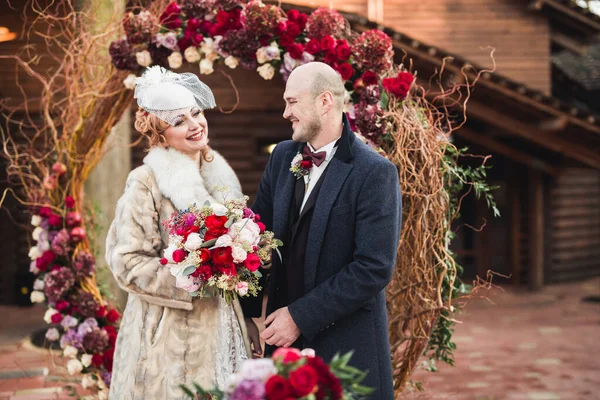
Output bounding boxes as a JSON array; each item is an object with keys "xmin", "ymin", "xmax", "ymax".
[{"xmin": 245, "ymin": 317, "xmax": 262, "ymax": 358}]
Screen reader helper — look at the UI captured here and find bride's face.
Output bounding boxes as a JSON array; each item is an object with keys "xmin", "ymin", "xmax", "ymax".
[{"xmin": 163, "ymin": 106, "xmax": 209, "ymax": 155}]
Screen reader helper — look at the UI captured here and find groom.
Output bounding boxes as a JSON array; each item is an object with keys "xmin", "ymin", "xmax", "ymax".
[{"xmin": 242, "ymin": 62, "xmax": 401, "ymax": 399}]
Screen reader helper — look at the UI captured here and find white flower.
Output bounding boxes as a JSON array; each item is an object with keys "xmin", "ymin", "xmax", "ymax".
[
  {"xmin": 184, "ymin": 232, "xmax": 203, "ymax": 251},
  {"xmin": 63, "ymin": 345, "xmax": 79, "ymax": 358},
  {"xmin": 229, "ymin": 219, "xmax": 261, "ymax": 247},
  {"xmin": 32, "ymin": 227, "xmax": 44, "ymax": 241},
  {"xmin": 44, "ymin": 308, "xmax": 57, "ymax": 324},
  {"xmin": 67, "ymin": 359, "xmax": 84, "ymax": 375},
  {"xmin": 256, "ymin": 43, "xmax": 281, "ymax": 64},
  {"xmin": 33, "ymin": 279, "xmax": 45, "ymax": 290},
  {"xmin": 81, "ymin": 373, "xmax": 96, "ymax": 389},
  {"xmin": 61, "ymin": 315, "xmax": 79, "ymax": 329},
  {"xmin": 301, "ymin": 348, "xmax": 316, "ymax": 357},
  {"xmin": 156, "ymin": 32, "xmax": 178, "ymax": 50},
  {"xmin": 37, "ymin": 239, "xmax": 50, "ymax": 251},
  {"xmin": 257, "ymin": 64, "xmax": 275, "ymax": 80},
  {"xmin": 29, "ymin": 261, "xmax": 39, "ymax": 274},
  {"xmin": 238, "ymin": 358, "xmax": 277, "ymax": 382},
  {"xmin": 123, "ymin": 74, "xmax": 136, "ymax": 90},
  {"xmin": 168, "ymin": 51, "xmax": 183, "ymax": 69},
  {"xmin": 30, "ymin": 291, "xmax": 45, "ymax": 303},
  {"xmin": 199, "ymin": 58, "xmax": 214, "ymax": 75},
  {"xmin": 31, "ymin": 215, "xmax": 42, "ymax": 227},
  {"xmin": 184, "ymin": 46, "xmax": 201, "ymax": 63},
  {"xmin": 28, "ymin": 246, "xmax": 42, "ymax": 260},
  {"xmin": 236, "ymin": 281, "xmax": 249, "ymax": 296},
  {"xmin": 45, "ymin": 328, "xmax": 60, "ymax": 341},
  {"xmin": 231, "ymin": 246, "xmax": 247, "ymax": 263},
  {"xmin": 212, "ymin": 203, "xmax": 228, "ymax": 215},
  {"xmin": 135, "ymin": 50, "xmax": 153, "ymax": 67},
  {"xmin": 175, "ymin": 275, "xmax": 200, "ymax": 293},
  {"xmin": 232, "ymin": 209, "xmax": 244, "ymax": 219},
  {"xmin": 81, "ymin": 354, "xmax": 93, "ymax": 368},
  {"xmin": 163, "ymin": 243, "xmax": 179, "ymax": 263},
  {"xmin": 200, "ymin": 38, "xmax": 218, "ymax": 61},
  {"xmin": 224, "ymin": 55, "xmax": 239, "ymax": 69},
  {"xmin": 214, "ymin": 235, "xmax": 233, "ymax": 248}
]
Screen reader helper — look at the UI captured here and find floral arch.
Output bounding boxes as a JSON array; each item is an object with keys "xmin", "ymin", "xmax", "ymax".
[{"xmin": 1, "ymin": 0, "xmax": 494, "ymax": 397}]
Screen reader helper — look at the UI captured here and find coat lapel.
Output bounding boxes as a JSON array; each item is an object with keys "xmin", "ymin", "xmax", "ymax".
[{"xmin": 273, "ymin": 150, "xmax": 299, "ymax": 240}]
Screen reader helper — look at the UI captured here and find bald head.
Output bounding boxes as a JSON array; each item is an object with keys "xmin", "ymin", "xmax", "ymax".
[{"xmin": 288, "ymin": 62, "xmax": 345, "ymax": 111}]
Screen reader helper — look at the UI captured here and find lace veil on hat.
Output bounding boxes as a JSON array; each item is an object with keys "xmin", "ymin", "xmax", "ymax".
[{"xmin": 134, "ymin": 66, "xmax": 216, "ymax": 125}]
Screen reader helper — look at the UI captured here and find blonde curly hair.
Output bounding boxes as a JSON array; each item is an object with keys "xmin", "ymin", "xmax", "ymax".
[{"xmin": 134, "ymin": 107, "xmax": 213, "ymax": 163}]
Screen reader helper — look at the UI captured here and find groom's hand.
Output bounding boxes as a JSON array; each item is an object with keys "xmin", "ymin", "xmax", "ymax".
[
  {"xmin": 261, "ymin": 307, "xmax": 300, "ymax": 348},
  {"xmin": 244, "ymin": 317, "xmax": 262, "ymax": 358}
]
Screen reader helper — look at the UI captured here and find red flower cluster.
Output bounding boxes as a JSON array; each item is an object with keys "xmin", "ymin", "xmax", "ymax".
[
  {"xmin": 351, "ymin": 29, "xmax": 394, "ymax": 74},
  {"xmin": 304, "ymin": 36, "xmax": 353, "ymax": 80},
  {"xmin": 159, "ymin": 2, "xmax": 182, "ymax": 30},
  {"xmin": 123, "ymin": 11, "xmax": 158, "ymax": 45},
  {"xmin": 305, "ymin": 7, "xmax": 345, "ymax": 39},
  {"xmin": 382, "ymin": 71, "xmax": 414, "ymax": 100}
]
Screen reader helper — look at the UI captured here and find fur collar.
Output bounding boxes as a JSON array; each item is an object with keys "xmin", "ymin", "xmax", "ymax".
[{"xmin": 143, "ymin": 147, "xmax": 242, "ymax": 211}]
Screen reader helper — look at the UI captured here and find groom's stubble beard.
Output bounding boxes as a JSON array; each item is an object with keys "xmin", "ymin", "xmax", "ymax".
[{"xmin": 292, "ymin": 109, "xmax": 322, "ymax": 144}]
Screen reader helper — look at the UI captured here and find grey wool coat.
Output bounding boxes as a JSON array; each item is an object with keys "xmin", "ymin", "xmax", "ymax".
[{"xmin": 106, "ymin": 147, "xmax": 250, "ymax": 400}]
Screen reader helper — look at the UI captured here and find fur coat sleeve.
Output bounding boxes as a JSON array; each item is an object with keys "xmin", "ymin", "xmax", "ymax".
[{"xmin": 106, "ymin": 167, "xmax": 194, "ymax": 310}]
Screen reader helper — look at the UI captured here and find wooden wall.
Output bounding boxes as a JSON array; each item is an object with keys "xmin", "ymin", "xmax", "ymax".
[
  {"xmin": 548, "ymin": 168, "xmax": 600, "ymax": 282},
  {"xmin": 287, "ymin": 0, "xmax": 552, "ymax": 94}
]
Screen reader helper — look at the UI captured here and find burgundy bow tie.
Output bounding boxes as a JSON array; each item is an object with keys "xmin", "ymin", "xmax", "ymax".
[{"xmin": 302, "ymin": 146, "xmax": 326, "ymax": 167}]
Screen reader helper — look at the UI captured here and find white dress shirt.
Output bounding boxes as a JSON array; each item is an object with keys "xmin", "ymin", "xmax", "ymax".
[{"xmin": 300, "ymin": 139, "xmax": 339, "ymax": 213}]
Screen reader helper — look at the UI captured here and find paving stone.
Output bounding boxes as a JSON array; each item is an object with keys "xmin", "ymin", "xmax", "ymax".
[{"xmin": 527, "ymin": 392, "xmax": 560, "ymax": 400}]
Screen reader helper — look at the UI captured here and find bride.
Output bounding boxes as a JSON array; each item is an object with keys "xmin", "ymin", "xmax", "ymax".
[{"xmin": 106, "ymin": 66, "xmax": 259, "ymax": 399}]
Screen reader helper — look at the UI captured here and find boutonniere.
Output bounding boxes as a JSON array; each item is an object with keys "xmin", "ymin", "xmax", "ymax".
[{"xmin": 290, "ymin": 153, "xmax": 312, "ymax": 179}]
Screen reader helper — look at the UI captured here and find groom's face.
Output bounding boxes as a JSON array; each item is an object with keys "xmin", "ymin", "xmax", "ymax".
[{"xmin": 283, "ymin": 75, "xmax": 322, "ymax": 143}]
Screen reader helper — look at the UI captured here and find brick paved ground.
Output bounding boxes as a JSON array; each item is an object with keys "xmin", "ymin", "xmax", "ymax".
[{"xmin": 0, "ymin": 278, "xmax": 598, "ymax": 399}]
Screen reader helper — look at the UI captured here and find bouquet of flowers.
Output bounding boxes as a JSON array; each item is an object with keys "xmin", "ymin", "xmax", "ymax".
[
  {"xmin": 161, "ymin": 196, "xmax": 281, "ymax": 303},
  {"xmin": 181, "ymin": 348, "xmax": 373, "ymax": 400}
]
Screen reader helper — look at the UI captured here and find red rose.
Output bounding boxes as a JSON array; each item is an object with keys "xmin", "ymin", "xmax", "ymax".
[
  {"xmin": 217, "ymin": 263, "xmax": 237, "ymax": 276},
  {"xmin": 272, "ymin": 347, "xmax": 302, "ymax": 363},
  {"xmin": 91, "ymin": 354, "xmax": 104, "ymax": 367},
  {"xmin": 254, "ymin": 214, "xmax": 261, "ymax": 221},
  {"xmin": 265, "ymin": 375, "xmax": 293, "ymax": 400},
  {"xmin": 286, "ymin": 21, "xmax": 301, "ymax": 38},
  {"xmin": 66, "ymin": 211, "xmax": 82, "ymax": 227},
  {"xmin": 187, "ymin": 18, "xmax": 201, "ymax": 31},
  {"xmin": 51, "ymin": 313, "xmax": 63, "ymax": 324},
  {"xmin": 163, "ymin": 1, "xmax": 180, "ymax": 15},
  {"xmin": 48, "ymin": 214, "xmax": 62, "ymax": 227},
  {"xmin": 257, "ymin": 221, "xmax": 266, "ymax": 233},
  {"xmin": 336, "ymin": 63, "xmax": 354, "ymax": 81},
  {"xmin": 96, "ymin": 306, "xmax": 107, "ymax": 318},
  {"xmin": 361, "ymin": 71, "xmax": 378, "ymax": 86},
  {"xmin": 382, "ymin": 77, "xmax": 411, "ymax": 99},
  {"xmin": 159, "ymin": 258, "xmax": 168, "ymax": 265},
  {"xmin": 106, "ymin": 309, "xmax": 121, "ymax": 323},
  {"xmin": 36, "ymin": 251, "xmax": 56, "ymax": 270},
  {"xmin": 300, "ymin": 160, "xmax": 312, "ymax": 170},
  {"xmin": 205, "ymin": 215, "xmax": 228, "ymax": 231},
  {"xmin": 244, "ymin": 253, "xmax": 262, "ymax": 272},
  {"xmin": 183, "ymin": 225, "xmax": 200, "ymax": 241},
  {"xmin": 324, "ymin": 50, "xmax": 338, "ymax": 65},
  {"xmin": 70, "ymin": 227, "xmax": 86, "ymax": 242},
  {"xmin": 216, "ymin": 10, "xmax": 230, "ymax": 25},
  {"xmin": 279, "ymin": 33, "xmax": 294, "ymax": 47},
  {"xmin": 108, "ymin": 333, "xmax": 117, "ymax": 347},
  {"xmin": 65, "ymin": 196, "xmax": 75, "ymax": 209},
  {"xmin": 336, "ymin": 42, "xmax": 351, "ymax": 60},
  {"xmin": 289, "ymin": 365, "xmax": 318, "ymax": 397},
  {"xmin": 287, "ymin": 43, "xmax": 304, "ymax": 60},
  {"xmin": 191, "ymin": 264, "xmax": 213, "ymax": 280},
  {"xmin": 211, "ymin": 247, "xmax": 233, "ymax": 266},
  {"xmin": 199, "ymin": 20, "xmax": 214, "ymax": 34},
  {"xmin": 204, "ymin": 230, "xmax": 222, "ymax": 242},
  {"xmin": 198, "ymin": 248, "xmax": 211, "ymax": 263},
  {"xmin": 177, "ymin": 37, "xmax": 192, "ymax": 51},
  {"xmin": 305, "ymin": 39, "xmax": 321, "ymax": 55},
  {"xmin": 167, "ymin": 18, "xmax": 182, "ymax": 29},
  {"xmin": 39, "ymin": 207, "xmax": 52, "ymax": 218},
  {"xmin": 172, "ymin": 249, "xmax": 188, "ymax": 263},
  {"xmin": 320, "ymin": 35, "xmax": 336, "ymax": 50},
  {"xmin": 296, "ymin": 13, "xmax": 308, "ymax": 31},
  {"xmin": 274, "ymin": 21, "xmax": 287, "ymax": 35},
  {"xmin": 192, "ymin": 33, "xmax": 204, "ymax": 46},
  {"xmin": 103, "ymin": 325, "xmax": 117, "ymax": 335},
  {"xmin": 397, "ymin": 71, "xmax": 414, "ymax": 85},
  {"xmin": 55, "ymin": 300, "xmax": 69, "ymax": 312},
  {"xmin": 103, "ymin": 347, "xmax": 115, "ymax": 372},
  {"xmin": 287, "ymin": 9, "xmax": 300, "ymax": 22}
]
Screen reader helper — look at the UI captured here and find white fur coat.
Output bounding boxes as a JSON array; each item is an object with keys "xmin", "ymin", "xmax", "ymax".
[{"xmin": 106, "ymin": 147, "xmax": 249, "ymax": 399}]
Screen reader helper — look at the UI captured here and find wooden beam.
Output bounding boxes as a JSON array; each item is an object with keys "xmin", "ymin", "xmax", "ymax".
[
  {"xmin": 455, "ymin": 127, "xmax": 560, "ymax": 175},
  {"xmin": 529, "ymin": 169, "xmax": 545, "ymax": 290},
  {"xmin": 510, "ymin": 163, "xmax": 522, "ymax": 285},
  {"xmin": 465, "ymin": 101, "xmax": 600, "ymax": 169},
  {"xmin": 538, "ymin": 115, "xmax": 569, "ymax": 132},
  {"xmin": 551, "ymin": 31, "xmax": 590, "ymax": 55},
  {"xmin": 544, "ymin": 0, "xmax": 600, "ymax": 31}
]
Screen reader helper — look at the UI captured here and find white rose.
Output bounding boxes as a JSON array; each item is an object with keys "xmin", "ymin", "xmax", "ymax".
[
  {"xmin": 231, "ymin": 246, "xmax": 247, "ymax": 263},
  {"xmin": 81, "ymin": 373, "xmax": 96, "ymax": 389},
  {"xmin": 200, "ymin": 38, "xmax": 215, "ymax": 55},
  {"xmin": 67, "ymin": 359, "xmax": 84, "ymax": 375},
  {"xmin": 184, "ymin": 232, "xmax": 203, "ymax": 251},
  {"xmin": 63, "ymin": 345, "xmax": 79, "ymax": 358},
  {"xmin": 238, "ymin": 358, "xmax": 277, "ymax": 381},
  {"xmin": 212, "ymin": 203, "xmax": 228, "ymax": 215},
  {"xmin": 30, "ymin": 291, "xmax": 45, "ymax": 303},
  {"xmin": 28, "ymin": 246, "xmax": 42, "ymax": 260},
  {"xmin": 205, "ymin": 51, "xmax": 219, "ymax": 62},
  {"xmin": 45, "ymin": 328, "xmax": 60, "ymax": 341},
  {"xmin": 31, "ymin": 215, "xmax": 42, "ymax": 227},
  {"xmin": 168, "ymin": 51, "xmax": 183, "ymax": 69},
  {"xmin": 123, "ymin": 74, "xmax": 136, "ymax": 90},
  {"xmin": 256, "ymin": 47, "xmax": 269, "ymax": 64},
  {"xmin": 301, "ymin": 348, "xmax": 316, "ymax": 358},
  {"xmin": 163, "ymin": 243, "xmax": 179, "ymax": 263},
  {"xmin": 184, "ymin": 46, "xmax": 201, "ymax": 63},
  {"xmin": 29, "ymin": 261, "xmax": 39, "ymax": 274},
  {"xmin": 135, "ymin": 50, "xmax": 152, "ymax": 67},
  {"xmin": 37, "ymin": 240, "xmax": 50, "ymax": 251},
  {"xmin": 43, "ymin": 308, "xmax": 57, "ymax": 324},
  {"xmin": 199, "ymin": 58, "xmax": 214, "ymax": 75},
  {"xmin": 214, "ymin": 234, "xmax": 233, "ymax": 248},
  {"xmin": 236, "ymin": 281, "xmax": 249, "ymax": 296},
  {"xmin": 33, "ymin": 279, "xmax": 45, "ymax": 290},
  {"xmin": 257, "ymin": 64, "xmax": 275, "ymax": 80},
  {"xmin": 175, "ymin": 275, "xmax": 200, "ymax": 293},
  {"xmin": 32, "ymin": 226, "xmax": 44, "ymax": 241},
  {"xmin": 81, "ymin": 354, "xmax": 93, "ymax": 368},
  {"xmin": 224, "ymin": 55, "xmax": 239, "ymax": 69}
]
